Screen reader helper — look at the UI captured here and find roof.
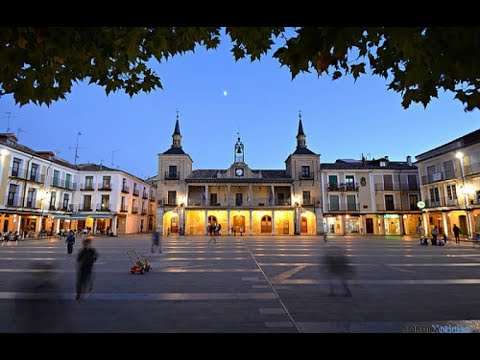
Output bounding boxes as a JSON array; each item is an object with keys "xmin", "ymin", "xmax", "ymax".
[
  {"xmin": 321, "ymin": 159, "xmax": 416, "ymax": 170},
  {"xmin": 76, "ymin": 163, "xmax": 115, "ymax": 171},
  {"xmin": 292, "ymin": 148, "xmax": 317, "ymax": 155},
  {"xmin": 186, "ymin": 169, "xmax": 292, "ymax": 181},
  {"xmin": 162, "ymin": 147, "xmax": 186, "ymax": 155}
]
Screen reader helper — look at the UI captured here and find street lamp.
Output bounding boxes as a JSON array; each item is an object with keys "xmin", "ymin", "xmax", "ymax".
[{"xmin": 455, "ymin": 151, "xmax": 472, "ymax": 238}]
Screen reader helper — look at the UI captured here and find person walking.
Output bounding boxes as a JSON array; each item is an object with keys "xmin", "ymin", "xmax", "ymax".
[
  {"xmin": 432, "ymin": 226, "xmax": 438, "ymax": 245},
  {"xmin": 151, "ymin": 231, "xmax": 162, "ymax": 253},
  {"xmin": 76, "ymin": 237, "xmax": 98, "ymax": 301},
  {"xmin": 416, "ymin": 223, "xmax": 424, "ymax": 244},
  {"xmin": 453, "ymin": 224, "xmax": 461, "ymax": 244},
  {"xmin": 65, "ymin": 230, "xmax": 76, "ymax": 254}
]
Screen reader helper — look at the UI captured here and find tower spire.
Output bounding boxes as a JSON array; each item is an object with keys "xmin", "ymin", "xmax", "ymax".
[
  {"xmin": 296, "ymin": 111, "xmax": 307, "ymax": 149},
  {"xmin": 234, "ymin": 133, "xmax": 244, "ymax": 163},
  {"xmin": 172, "ymin": 111, "xmax": 182, "ymax": 148}
]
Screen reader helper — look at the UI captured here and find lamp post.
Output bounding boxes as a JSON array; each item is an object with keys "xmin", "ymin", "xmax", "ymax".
[{"xmin": 456, "ymin": 151, "xmax": 472, "ymax": 238}]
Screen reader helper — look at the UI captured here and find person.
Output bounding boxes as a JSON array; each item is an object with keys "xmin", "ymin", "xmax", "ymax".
[
  {"xmin": 416, "ymin": 224, "xmax": 424, "ymax": 244},
  {"xmin": 209, "ymin": 226, "xmax": 217, "ymax": 244},
  {"xmin": 453, "ymin": 224, "xmax": 461, "ymax": 244},
  {"xmin": 240, "ymin": 226, "xmax": 244, "ymax": 236},
  {"xmin": 76, "ymin": 237, "xmax": 98, "ymax": 301},
  {"xmin": 323, "ymin": 232, "xmax": 327, "ymax": 243},
  {"xmin": 324, "ymin": 246, "xmax": 354, "ymax": 297},
  {"xmin": 443, "ymin": 233, "xmax": 448, "ymax": 245},
  {"xmin": 167, "ymin": 227, "xmax": 171, "ymax": 236},
  {"xmin": 65, "ymin": 230, "xmax": 76, "ymax": 254},
  {"xmin": 151, "ymin": 231, "xmax": 162, "ymax": 253},
  {"xmin": 431, "ymin": 226, "xmax": 438, "ymax": 245}
]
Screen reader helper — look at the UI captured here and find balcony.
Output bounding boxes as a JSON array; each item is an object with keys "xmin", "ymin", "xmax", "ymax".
[
  {"xmin": 133, "ymin": 188, "xmax": 139, "ymax": 196},
  {"xmin": 141, "ymin": 209, "xmax": 147, "ymax": 215},
  {"xmin": 120, "ymin": 205, "xmax": 128, "ymax": 212},
  {"xmin": 121, "ymin": 185, "xmax": 130, "ymax": 193},
  {"xmin": 9, "ymin": 166, "xmax": 26, "ymax": 179},
  {"xmin": 96, "ymin": 204, "xmax": 110, "ymax": 212},
  {"xmin": 131, "ymin": 206, "xmax": 139, "ymax": 214},
  {"xmin": 80, "ymin": 183, "xmax": 95, "ymax": 191},
  {"xmin": 165, "ymin": 171, "xmax": 180, "ymax": 180},
  {"xmin": 327, "ymin": 183, "xmax": 359, "ymax": 192},
  {"xmin": 163, "ymin": 198, "xmax": 178, "ymax": 206},
  {"xmin": 325, "ymin": 203, "xmax": 360, "ymax": 212},
  {"xmin": 79, "ymin": 205, "xmax": 92, "ymax": 211},
  {"xmin": 465, "ymin": 161, "xmax": 480, "ymax": 176},
  {"xmin": 142, "ymin": 192, "xmax": 148, "ymax": 199},
  {"xmin": 98, "ymin": 183, "xmax": 112, "ymax": 191},
  {"xmin": 28, "ymin": 173, "xmax": 45, "ymax": 184},
  {"xmin": 52, "ymin": 179, "xmax": 76, "ymax": 190},
  {"xmin": 374, "ymin": 183, "xmax": 419, "ymax": 191},
  {"xmin": 424, "ymin": 196, "xmax": 460, "ymax": 209},
  {"xmin": 299, "ymin": 171, "xmax": 314, "ymax": 180},
  {"xmin": 186, "ymin": 197, "xmax": 293, "ymax": 207},
  {"xmin": 422, "ymin": 170, "xmax": 456, "ymax": 185}
]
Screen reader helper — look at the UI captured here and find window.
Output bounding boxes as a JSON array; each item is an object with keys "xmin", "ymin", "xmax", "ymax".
[
  {"xmin": 27, "ymin": 188, "xmax": 35, "ymax": 208},
  {"xmin": 427, "ymin": 165, "xmax": 436, "ymax": 182},
  {"xmin": 346, "ymin": 195, "xmax": 356, "ymax": 211},
  {"xmin": 383, "ymin": 174, "xmax": 393, "ymax": 190},
  {"xmin": 429, "ymin": 187, "xmax": 440, "ymax": 206},
  {"xmin": 235, "ymin": 193, "xmax": 243, "ymax": 206},
  {"xmin": 385, "ymin": 195, "xmax": 395, "ymax": 211},
  {"xmin": 168, "ymin": 165, "xmax": 177, "ymax": 179},
  {"xmin": 63, "ymin": 193, "xmax": 69, "ymax": 211},
  {"xmin": 101, "ymin": 195, "xmax": 109, "ymax": 211},
  {"xmin": 122, "ymin": 178, "xmax": 128, "ymax": 192},
  {"xmin": 302, "ymin": 191, "xmax": 311, "ymax": 205},
  {"xmin": 7, "ymin": 184, "xmax": 17, "ymax": 206},
  {"xmin": 121, "ymin": 196, "xmax": 126, "ymax": 211},
  {"xmin": 301, "ymin": 166, "xmax": 311, "ymax": 178},
  {"xmin": 50, "ymin": 191, "xmax": 57, "ymax": 210},
  {"xmin": 210, "ymin": 193, "xmax": 218, "ymax": 206},
  {"xmin": 12, "ymin": 158, "xmax": 21, "ymax": 177},
  {"xmin": 328, "ymin": 175, "xmax": 338, "ymax": 190},
  {"xmin": 30, "ymin": 163, "xmax": 39, "ymax": 181},
  {"xmin": 168, "ymin": 191, "xmax": 177, "ymax": 205},
  {"xmin": 409, "ymin": 194, "xmax": 418, "ymax": 210},
  {"xmin": 443, "ymin": 160, "xmax": 455, "ymax": 179},
  {"xmin": 102, "ymin": 176, "xmax": 111, "ymax": 189},
  {"xmin": 85, "ymin": 176, "xmax": 93, "ymax": 190},
  {"xmin": 65, "ymin": 173, "xmax": 72, "ymax": 189},
  {"xmin": 446, "ymin": 184, "xmax": 457, "ymax": 201},
  {"xmin": 83, "ymin": 195, "xmax": 92, "ymax": 211},
  {"xmin": 408, "ymin": 174, "xmax": 418, "ymax": 190},
  {"xmin": 380, "ymin": 161, "xmax": 386, "ymax": 167},
  {"xmin": 329, "ymin": 195, "xmax": 339, "ymax": 211},
  {"xmin": 53, "ymin": 170, "xmax": 60, "ymax": 186},
  {"xmin": 132, "ymin": 198, "xmax": 137, "ymax": 212}
]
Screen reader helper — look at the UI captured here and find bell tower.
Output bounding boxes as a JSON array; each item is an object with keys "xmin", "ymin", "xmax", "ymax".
[{"xmin": 234, "ymin": 135, "xmax": 244, "ymax": 164}]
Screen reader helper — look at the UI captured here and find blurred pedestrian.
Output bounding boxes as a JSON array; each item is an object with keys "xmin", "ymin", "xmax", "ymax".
[
  {"xmin": 453, "ymin": 224, "xmax": 461, "ymax": 244},
  {"xmin": 76, "ymin": 237, "xmax": 98, "ymax": 301},
  {"xmin": 151, "ymin": 231, "xmax": 162, "ymax": 253},
  {"xmin": 65, "ymin": 230, "xmax": 76, "ymax": 254},
  {"xmin": 15, "ymin": 262, "xmax": 71, "ymax": 332},
  {"xmin": 324, "ymin": 246, "xmax": 354, "ymax": 297}
]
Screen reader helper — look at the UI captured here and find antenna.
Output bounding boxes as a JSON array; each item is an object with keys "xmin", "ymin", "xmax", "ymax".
[
  {"xmin": 17, "ymin": 128, "xmax": 26, "ymax": 140},
  {"xmin": 68, "ymin": 132, "xmax": 87, "ymax": 165},
  {"xmin": 3, "ymin": 112, "xmax": 17, "ymax": 132},
  {"xmin": 111, "ymin": 149, "xmax": 119, "ymax": 167}
]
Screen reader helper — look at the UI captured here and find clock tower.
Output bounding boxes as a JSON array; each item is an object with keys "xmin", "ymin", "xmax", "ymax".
[{"xmin": 234, "ymin": 136, "xmax": 244, "ymax": 164}]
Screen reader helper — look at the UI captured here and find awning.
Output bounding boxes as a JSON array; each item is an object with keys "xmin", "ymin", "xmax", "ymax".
[
  {"xmin": 69, "ymin": 214, "xmax": 88, "ymax": 220},
  {"xmin": 88, "ymin": 214, "xmax": 112, "ymax": 219}
]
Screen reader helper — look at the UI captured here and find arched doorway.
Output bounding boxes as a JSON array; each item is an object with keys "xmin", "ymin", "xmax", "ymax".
[
  {"xmin": 233, "ymin": 215, "xmax": 245, "ymax": 234},
  {"xmin": 261, "ymin": 215, "xmax": 272, "ymax": 233},
  {"xmin": 300, "ymin": 216, "xmax": 308, "ymax": 233},
  {"xmin": 170, "ymin": 216, "xmax": 179, "ymax": 234}
]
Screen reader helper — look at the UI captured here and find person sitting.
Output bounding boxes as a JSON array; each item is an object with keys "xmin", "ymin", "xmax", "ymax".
[{"xmin": 438, "ymin": 237, "xmax": 445, "ymax": 246}]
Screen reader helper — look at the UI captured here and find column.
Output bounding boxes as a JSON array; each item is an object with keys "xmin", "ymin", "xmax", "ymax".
[
  {"xmin": 422, "ymin": 213, "xmax": 429, "ymax": 236},
  {"xmin": 205, "ymin": 185, "xmax": 209, "ymax": 206},
  {"xmin": 112, "ymin": 215, "xmax": 118, "ymax": 236},
  {"xmin": 227, "ymin": 209, "xmax": 230, "ymax": 235},
  {"xmin": 248, "ymin": 184, "xmax": 252, "ymax": 206},
  {"xmin": 341, "ymin": 215, "xmax": 347, "ymax": 235},
  {"xmin": 156, "ymin": 208, "xmax": 164, "ymax": 235},
  {"xmin": 227, "ymin": 185, "xmax": 231, "ymax": 206},
  {"xmin": 272, "ymin": 211, "xmax": 275, "ymax": 236},
  {"xmin": 442, "ymin": 212, "xmax": 449, "ymax": 237},
  {"xmin": 270, "ymin": 185, "xmax": 275, "ymax": 206},
  {"xmin": 399, "ymin": 215, "xmax": 405, "ymax": 235},
  {"xmin": 379, "ymin": 215, "xmax": 385, "ymax": 235},
  {"xmin": 93, "ymin": 219, "xmax": 97, "ymax": 235},
  {"xmin": 249, "ymin": 210, "xmax": 252, "ymax": 236},
  {"xmin": 361, "ymin": 216, "xmax": 367, "ymax": 235},
  {"xmin": 315, "ymin": 208, "xmax": 324, "ymax": 235},
  {"xmin": 295, "ymin": 207, "xmax": 300, "ymax": 235},
  {"xmin": 55, "ymin": 218, "xmax": 60, "ymax": 234},
  {"xmin": 205, "ymin": 210, "xmax": 208, "ymax": 235}
]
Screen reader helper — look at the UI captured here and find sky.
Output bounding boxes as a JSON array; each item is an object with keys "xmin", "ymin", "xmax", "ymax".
[{"xmin": 1, "ymin": 31, "xmax": 479, "ymax": 180}]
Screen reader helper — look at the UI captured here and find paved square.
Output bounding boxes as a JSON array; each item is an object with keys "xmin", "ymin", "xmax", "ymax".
[{"xmin": 1, "ymin": 234, "xmax": 479, "ymax": 333}]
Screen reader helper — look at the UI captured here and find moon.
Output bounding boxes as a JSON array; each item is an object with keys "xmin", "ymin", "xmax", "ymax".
[{"xmin": 223, "ymin": 90, "xmax": 228, "ymax": 96}]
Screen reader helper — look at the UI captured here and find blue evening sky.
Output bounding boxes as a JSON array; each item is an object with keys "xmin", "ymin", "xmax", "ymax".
[{"xmin": 1, "ymin": 32, "xmax": 479, "ymax": 179}]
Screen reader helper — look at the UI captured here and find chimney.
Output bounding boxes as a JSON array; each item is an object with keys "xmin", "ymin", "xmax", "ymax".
[
  {"xmin": 406, "ymin": 155, "xmax": 412, "ymax": 166},
  {"xmin": 384, "ymin": 156, "xmax": 389, "ymax": 161}
]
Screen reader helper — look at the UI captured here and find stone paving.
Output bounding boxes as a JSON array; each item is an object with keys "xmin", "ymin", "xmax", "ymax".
[{"xmin": 0, "ymin": 234, "xmax": 479, "ymax": 333}]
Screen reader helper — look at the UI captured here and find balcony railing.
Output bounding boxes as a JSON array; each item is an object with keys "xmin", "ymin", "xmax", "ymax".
[
  {"xmin": 424, "ymin": 196, "xmax": 460, "ymax": 208},
  {"xmin": 142, "ymin": 192, "xmax": 148, "ymax": 199},
  {"xmin": 465, "ymin": 161, "xmax": 480, "ymax": 176},
  {"xmin": 325, "ymin": 203, "xmax": 360, "ymax": 212},
  {"xmin": 9, "ymin": 166, "xmax": 26, "ymax": 179},
  {"xmin": 120, "ymin": 205, "xmax": 128, "ymax": 212},
  {"xmin": 165, "ymin": 171, "xmax": 180, "ymax": 180},
  {"xmin": 141, "ymin": 209, "xmax": 147, "ymax": 215},
  {"xmin": 96, "ymin": 204, "xmax": 110, "ymax": 211},
  {"xmin": 149, "ymin": 195, "xmax": 156, "ymax": 202},
  {"xmin": 374, "ymin": 183, "xmax": 420, "ymax": 191},
  {"xmin": 98, "ymin": 183, "xmax": 112, "ymax": 191},
  {"xmin": 133, "ymin": 188, "xmax": 139, "ymax": 196},
  {"xmin": 80, "ymin": 183, "xmax": 95, "ymax": 191},
  {"xmin": 163, "ymin": 198, "xmax": 178, "ymax": 206},
  {"xmin": 327, "ymin": 183, "xmax": 359, "ymax": 192},
  {"xmin": 131, "ymin": 206, "xmax": 138, "ymax": 214},
  {"xmin": 79, "ymin": 205, "xmax": 93, "ymax": 211},
  {"xmin": 422, "ymin": 170, "xmax": 456, "ymax": 185},
  {"xmin": 52, "ymin": 179, "xmax": 76, "ymax": 190},
  {"xmin": 28, "ymin": 173, "xmax": 45, "ymax": 183},
  {"xmin": 299, "ymin": 171, "xmax": 314, "ymax": 180},
  {"xmin": 186, "ymin": 197, "xmax": 293, "ymax": 207},
  {"xmin": 121, "ymin": 185, "xmax": 130, "ymax": 193}
]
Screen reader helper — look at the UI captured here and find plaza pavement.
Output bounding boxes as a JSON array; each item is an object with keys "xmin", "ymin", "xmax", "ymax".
[{"xmin": 0, "ymin": 233, "xmax": 480, "ymax": 333}]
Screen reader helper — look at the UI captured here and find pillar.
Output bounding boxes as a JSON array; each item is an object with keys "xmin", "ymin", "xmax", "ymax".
[
  {"xmin": 272, "ymin": 211, "xmax": 275, "ymax": 236},
  {"xmin": 249, "ymin": 210, "xmax": 252, "ymax": 236},
  {"xmin": 442, "ymin": 212, "xmax": 449, "ymax": 237}
]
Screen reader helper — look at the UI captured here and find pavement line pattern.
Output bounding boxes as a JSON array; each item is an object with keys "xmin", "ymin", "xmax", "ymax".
[
  {"xmin": 240, "ymin": 238, "xmax": 301, "ymax": 333},
  {"xmin": 0, "ymin": 291, "xmax": 277, "ymax": 301},
  {"xmin": 280, "ymin": 279, "xmax": 480, "ymax": 285},
  {"xmin": 271, "ymin": 265, "xmax": 307, "ymax": 283}
]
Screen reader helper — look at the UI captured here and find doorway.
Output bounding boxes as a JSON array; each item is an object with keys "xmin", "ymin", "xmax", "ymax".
[
  {"xmin": 366, "ymin": 218, "xmax": 374, "ymax": 234},
  {"xmin": 171, "ymin": 216, "xmax": 179, "ymax": 234},
  {"xmin": 300, "ymin": 216, "xmax": 308, "ymax": 233},
  {"xmin": 233, "ymin": 215, "xmax": 245, "ymax": 233},
  {"xmin": 459, "ymin": 215, "xmax": 468, "ymax": 236},
  {"xmin": 261, "ymin": 215, "xmax": 272, "ymax": 233},
  {"xmin": 283, "ymin": 221, "xmax": 289, "ymax": 234}
]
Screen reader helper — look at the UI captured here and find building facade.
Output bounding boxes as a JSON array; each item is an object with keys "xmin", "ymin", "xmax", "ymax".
[
  {"xmin": 0, "ymin": 133, "xmax": 156, "ymax": 237},
  {"xmin": 156, "ymin": 115, "xmax": 323, "ymax": 236},
  {"xmin": 156, "ymin": 116, "xmax": 421, "ymax": 236},
  {"xmin": 415, "ymin": 129, "xmax": 480, "ymax": 238}
]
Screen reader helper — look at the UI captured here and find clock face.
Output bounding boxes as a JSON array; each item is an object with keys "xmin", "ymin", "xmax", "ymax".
[{"xmin": 235, "ymin": 168, "xmax": 244, "ymax": 176}]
